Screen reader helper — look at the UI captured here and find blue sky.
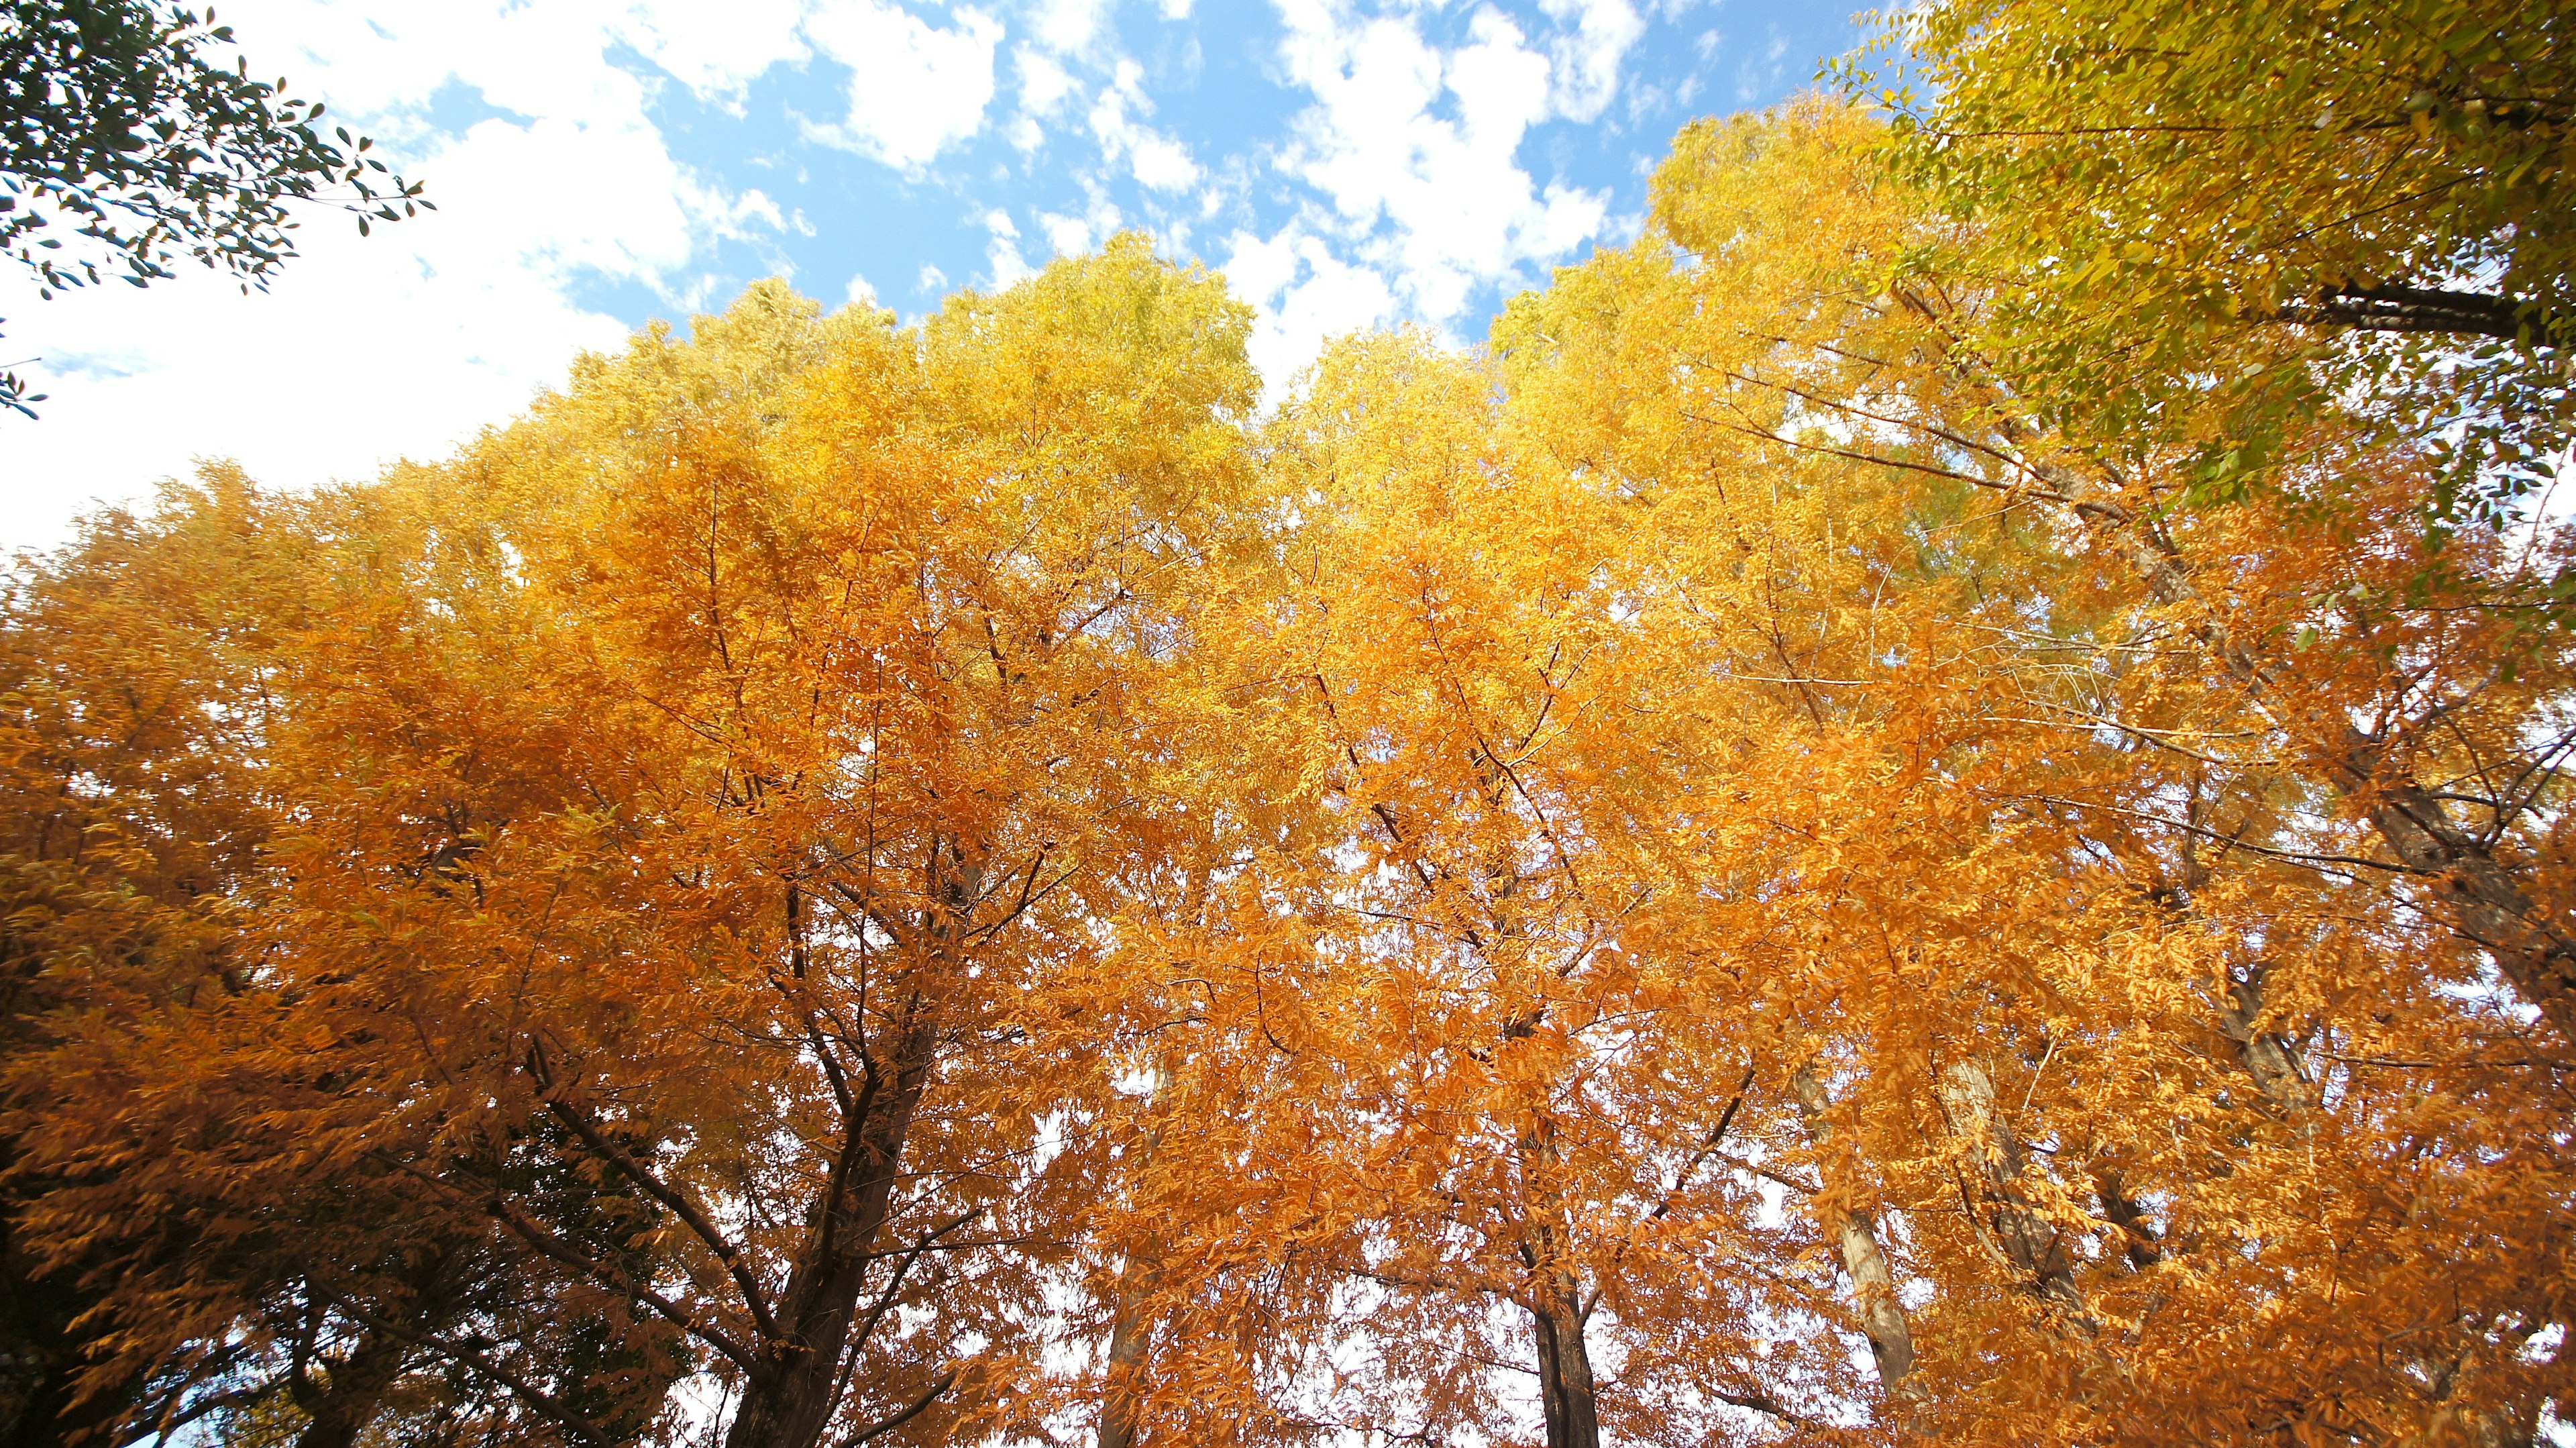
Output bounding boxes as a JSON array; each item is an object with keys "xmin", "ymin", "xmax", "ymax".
[{"xmin": 1, "ymin": 0, "xmax": 1870, "ymax": 547}]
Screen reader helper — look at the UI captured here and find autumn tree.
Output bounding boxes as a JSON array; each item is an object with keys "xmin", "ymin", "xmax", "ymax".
[
  {"xmin": 5, "ymin": 87, "xmax": 2574, "ymax": 1448},
  {"xmin": 1, "ymin": 472, "xmax": 695, "ymax": 1448},
  {"xmin": 1852, "ymin": 0, "xmax": 2571, "ymax": 523},
  {"xmin": 1479, "ymin": 97, "xmax": 2576, "ymax": 1443}
]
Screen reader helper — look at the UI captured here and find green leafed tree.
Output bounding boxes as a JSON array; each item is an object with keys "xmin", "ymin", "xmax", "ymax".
[
  {"xmin": 1849, "ymin": 0, "xmax": 2571, "ymax": 528},
  {"xmin": 0, "ymin": 0, "xmax": 428, "ymax": 416}
]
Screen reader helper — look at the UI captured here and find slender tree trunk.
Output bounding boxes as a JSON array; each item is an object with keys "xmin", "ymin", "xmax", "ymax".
[
  {"xmin": 1529, "ymin": 1290, "xmax": 1602, "ymax": 1448},
  {"xmin": 1937, "ymin": 1059, "xmax": 2092, "ymax": 1332},
  {"xmin": 285, "ymin": 1239, "xmax": 468, "ymax": 1448},
  {"xmin": 1788, "ymin": 1067, "xmax": 1919, "ymax": 1394},
  {"xmin": 2217, "ymin": 967, "xmax": 2312, "ymax": 1117},
  {"xmin": 2088, "ymin": 1163, "xmax": 2163, "ymax": 1273},
  {"xmin": 1098, "ymin": 1062, "xmax": 1173, "ymax": 1448},
  {"xmin": 289, "ymin": 1324, "xmax": 418, "ymax": 1448},
  {"xmin": 1096, "ymin": 1265, "xmax": 1155, "ymax": 1448},
  {"xmin": 724, "ymin": 854, "xmax": 978, "ymax": 1448},
  {"xmin": 1513, "ymin": 1112, "xmax": 1601, "ymax": 1448},
  {"xmin": 2058, "ymin": 443, "xmax": 2575, "ymax": 1040}
]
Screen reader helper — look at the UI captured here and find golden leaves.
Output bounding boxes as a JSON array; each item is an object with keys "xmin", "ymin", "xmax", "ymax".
[{"xmin": 5, "ymin": 134, "xmax": 2571, "ymax": 1448}]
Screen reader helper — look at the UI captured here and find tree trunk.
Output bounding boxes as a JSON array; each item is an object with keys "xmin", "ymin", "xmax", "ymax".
[
  {"xmin": 1788, "ymin": 1067, "xmax": 1919, "ymax": 1393},
  {"xmin": 289, "ymin": 1242, "xmax": 466, "ymax": 1448},
  {"xmin": 2088, "ymin": 1164, "xmax": 2163, "ymax": 1273},
  {"xmin": 289, "ymin": 1326, "xmax": 416, "ymax": 1448},
  {"xmin": 1096, "ymin": 1267, "xmax": 1154, "ymax": 1448},
  {"xmin": 1515, "ymin": 1112, "xmax": 1601, "ymax": 1448},
  {"xmin": 1897, "ymin": 288, "xmax": 2576, "ymax": 1051},
  {"xmin": 723, "ymin": 847, "xmax": 984, "ymax": 1448},
  {"xmin": 722, "ymin": 997, "xmax": 942, "ymax": 1448},
  {"xmin": 1097, "ymin": 1059, "xmax": 1173, "ymax": 1448},
  {"xmin": 2063, "ymin": 460, "xmax": 2576, "ymax": 1043},
  {"xmin": 2217, "ymin": 967, "xmax": 2312, "ymax": 1118},
  {"xmin": 1937, "ymin": 1059, "xmax": 2092, "ymax": 1332},
  {"xmin": 1529, "ymin": 1291, "xmax": 1601, "ymax": 1448}
]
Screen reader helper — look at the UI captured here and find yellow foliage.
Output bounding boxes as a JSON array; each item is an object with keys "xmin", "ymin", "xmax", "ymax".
[{"xmin": 2, "ymin": 134, "xmax": 2570, "ymax": 1448}]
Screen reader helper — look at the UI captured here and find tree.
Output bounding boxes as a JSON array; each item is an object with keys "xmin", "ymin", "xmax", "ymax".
[
  {"xmin": 11, "ymin": 246, "xmax": 1263, "ymax": 1448},
  {"xmin": 0, "ymin": 470, "xmax": 290, "ymax": 1447},
  {"xmin": 1487, "ymin": 98, "xmax": 2576, "ymax": 1444},
  {"xmin": 1851, "ymin": 0, "xmax": 2571, "ymax": 528},
  {"xmin": 0, "ymin": 0, "xmax": 427, "ymax": 416},
  {"xmin": 6, "ymin": 102, "xmax": 2575, "ymax": 1448}
]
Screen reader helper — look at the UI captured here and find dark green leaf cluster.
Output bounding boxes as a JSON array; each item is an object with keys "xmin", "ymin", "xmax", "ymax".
[{"xmin": 0, "ymin": 0, "xmax": 431, "ymax": 415}]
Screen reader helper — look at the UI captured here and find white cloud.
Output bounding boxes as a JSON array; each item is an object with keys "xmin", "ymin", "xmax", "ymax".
[
  {"xmin": 802, "ymin": 1, "xmax": 1004, "ymax": 170},
  {"xmin": 1539, "ymin": 0, "xmax": 1645, "ymax": 121},
  {"xmin": 1267, "ymin": 0, "xmax": 1609, "ymax": 325},
  {"xmin": 982, "ymin": 209, "xmax": 1036, "ymax": 288},
  {"xmin": 988, "ymin": 237, "xmax": 1036, "ymax": 288},
  {"xmin": 1220, "ymin": 225, "xmax": 1397, "ymax": 403},
  {"xmin": 847, "ymin": 270, "xmax": 878, "ymax": 305},
  {"xmin": 1089, "ymin": 58, "xmax": 1201, "ymax": 192},
  {"xmin": 1018, "ymin": 49, "xmax": 1081, "ymax": 117},
  {"xmin": 0, "ymin": 0, "xmax": 1678, "ymax": 545},
  {"xmin": 616, "ymin": 0, "xmax": 814, "ymax": 103},
  {"xmin": 1029, "ymin": 0, "xmax": 1115, "ymax": 56},
  {"xmin": 1, "ymin": 0, "xmax": 795, "ymax": 550},
  {"xmin": 1037, "ymin": 178, "xmax": 1121, "ymax": 253},
  {"xmin": 1042, "ymin": 212, "xmax": 1093, "ymax": 256}
]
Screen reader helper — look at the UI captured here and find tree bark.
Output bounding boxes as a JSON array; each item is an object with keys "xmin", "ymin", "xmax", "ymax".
[
  {"xmin": 1098, "ymin": 1061, "xmax": 1172, "ymax": 1448},
  {"xmin": 2088, "ymin": 1165, "xmax": 2163, "ymax": 1273},
  {"xmin": 1095, "ymin": 1271, "xmax": 1153, "ymax": 1448},
  {"xmin": 722, "ymin": 994, "xmax": 942, "ymax": 1448},
  {"xmin": 2057, "ymin": 462, "xmax": 2576, "ymax": 1047},
  {"xmin": 723, "ymin": 855, "xmax": 978, "ymax": 1448},
  {"xmin": 1529, "ymin": 1290, "xmax": 1602, "ymax": 1448},
  {"xmin": 2216, "ymin": 967, "xmax": 2312, "ymax": 1118},
  {"xmin": 1515, "ymin": 1113, "xmax": 1601, "ymax": 1448},
  {"xmin": 1937, "ymin": 1059, "xmax": 2092, "ymax": 1332},
  {"xmin": 2288, "ymin": 282, "xmax": 2571, "ymax": 347},
  {"xmin": 288, "ymin": 1242, "xmax": 468, "ymax": 1448},
  {"xmin": 288, "ymin": 1325, "xmax": 417, "ymax": 1448},
  {"xmin": 1788, "ymin": 1067, "xmax": 1919, "ymax": 1394}
]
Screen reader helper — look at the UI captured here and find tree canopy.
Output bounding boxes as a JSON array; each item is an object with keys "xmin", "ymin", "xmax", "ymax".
[
  {"xmin": 1, "ymin": 32, "xmax": 2571, "ymax": 1448},
  {"xmin": 1854, "ymin": 0, "xmax": 2571, "ymax": 528}
]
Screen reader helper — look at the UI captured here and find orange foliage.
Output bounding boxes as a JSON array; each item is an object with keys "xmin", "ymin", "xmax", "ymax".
[{"xmin": 3, "ymin": 111, "xmax": 2571, "ymax": 1448}]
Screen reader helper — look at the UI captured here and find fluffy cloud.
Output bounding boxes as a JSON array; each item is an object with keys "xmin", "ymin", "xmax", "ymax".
[
  {"xmin": 2, "ymin": 0, "xmax": 799, "ymax": 547},
  {"xmin": 615, "ymin": 0, "xmax": 816, "ymax": 103},
  {"xmin": 1268, "ymin": 1, "xmax": 1615, "ymax": 325},
  {"xmin": 983, "ymin": 209, "xmax": 1037, "ymax": 287},
  {"xmin": 802, "ymin": 1, "xmax": 1004, "ymax": 170},
  {"xmin": 0, "ymin": 0, "xmax": 1701, "ymax": 546},
  {"xmin": 1540, "ymin": 0, "xmax": 1646, "ymax": 120},
  {"xmin": 1220, "ymin": 223, "xmax": 1399, "ymax": 399},
  {"xmin": 1036, "ymin": 178, "xmax": 1125, "ymax": 263},
  {"xmin": 1028, "ymin": 0, "xmax": 1116, "ymax": 56},
  {"xmin": 1089, "ymin": 59, "xmax": 1201, "ymax": 192},
  {"xmin": 1018, "ymin": 50, "xmax": 1081, "ymax": 119}
]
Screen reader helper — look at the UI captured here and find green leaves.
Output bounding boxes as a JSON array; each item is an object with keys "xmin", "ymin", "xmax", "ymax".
[
  {"xmin": 1856, "ymin": 0, "xmax": 2573, "ymax": 532},
  {"xmin": 0, "ymin": 0, "xmax": 433, "ymax": 418}
]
